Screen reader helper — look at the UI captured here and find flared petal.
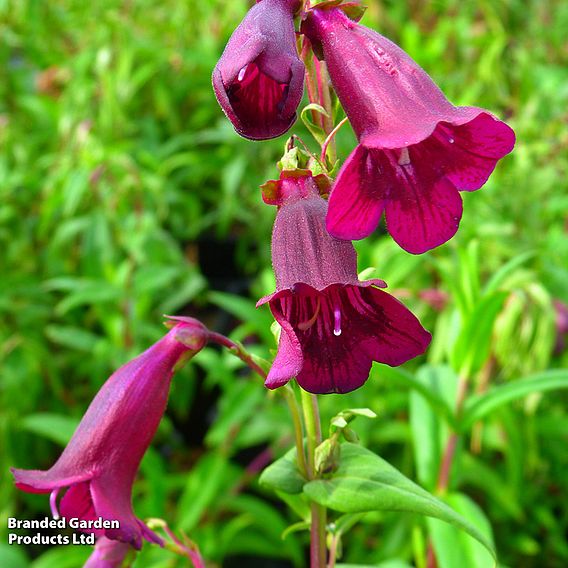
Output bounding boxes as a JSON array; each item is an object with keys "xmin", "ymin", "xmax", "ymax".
[
  {"xmin": 11, "ymin": 467, "xmax": 94, "ymax": 494},
  {"xmin": 267, "ymin": 284, "xmax": 430, "ymax": 394},
  {"xmin": 265, "ymin": 305, "xmax": 303, "ymax": 389},
  {"xmin": 85, "ymin": 537, "xmax": 132, "ymax": 568},
  {"xmin": 384, "ymin": 163, "xmax": 463, "ymax": 255},
  {"xmin": 60, "ymin": 482, "xmax": 104, "ymax": 536},
  {"xmin": 436, "ymin": 114, "xmax": 516, "ymax": 191},
  {"xmin": 90, "ymin": 476, "xmax": 161, "ymax": 549},
  {"xmin": 326, "ymin": 144, "xmax": 386, "ymax": 240}
]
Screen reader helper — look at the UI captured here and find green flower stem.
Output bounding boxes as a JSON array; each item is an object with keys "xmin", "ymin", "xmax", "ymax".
[
  {"xmin": 316, "ymin": 61, "xmax": 337, "ymax": 163},
  {"xmin": 284, "ymin": 385, "xmax": 309, "ymax": 479},
  {"xmin": 301, "ymin": 388, "xmax": 327, "ymax": 568}
]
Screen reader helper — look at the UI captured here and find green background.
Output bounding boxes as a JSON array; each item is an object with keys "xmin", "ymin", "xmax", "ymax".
[{"xmin": 1, "ymin": 0, "xmax": 567, "ymax": 566}]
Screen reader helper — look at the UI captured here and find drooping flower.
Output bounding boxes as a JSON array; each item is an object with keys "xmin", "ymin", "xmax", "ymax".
[
  {"xmin": 302, "ymin": 7, "xmax": 516, "ymax": 254},
  {"xmin": 212, "ymin": 0, "xmax": 304, "ymax": 140},
  {"xmin": 11, "ymin": 318, "xmax": 209, "ymax": 550},
  {"xmin": 258, "ymin": 171, "xmax": 431, "ymax": 394},
  {"xmin": 84, "ymin": 537, "xmax": 132, "ymax": 568}
]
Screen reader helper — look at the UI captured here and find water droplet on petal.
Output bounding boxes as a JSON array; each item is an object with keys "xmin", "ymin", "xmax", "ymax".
[{"xmin": 237, "ymin": 65, "xmax": 248, "ymax": 82}]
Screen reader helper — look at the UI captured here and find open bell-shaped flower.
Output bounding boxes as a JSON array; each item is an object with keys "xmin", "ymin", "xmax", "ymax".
[
  {"xmin": 302, "ymin": 6, "xmax": 515, "ymax": 254},
  {"xmin": 212, "ymin": 0, "xmax": 305, "ymax": 140},
  {"xmin": 258, "ymin": 171, "xmax": 431, "ymax": 394},
  {"xmin": 11, "ymin": 318, "xmax": 209, "ymax": 549}
]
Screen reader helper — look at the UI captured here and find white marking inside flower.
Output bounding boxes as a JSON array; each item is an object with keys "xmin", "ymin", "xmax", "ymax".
[
  {"xmin": 398, "ymin": 147, "xmax": 411, "ymax": 166},
  {"xmin": 333, "ymin": 305, "xmax": 342, "ymax": 336},
  {"xmin": 50, "ymin": 488, "xmax": 60, "ymax": 520}
]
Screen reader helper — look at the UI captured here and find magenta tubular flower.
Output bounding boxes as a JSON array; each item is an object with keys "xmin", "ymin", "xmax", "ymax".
[
  {"xmin": 302, "ymin": 7, "xmax": 515, "ymax": 254},
  {"xmin": 212, "ymin": 0, "xmax": 304, "ymax": 140},
  {"xmin": 84, "ymin": 537, "xmax": 132, "ymax": 568},
  {"xmin": 11, "ymin": 318, "xmax": 209, "ymax": 550},
  {"xmin": 258, "ymin": 172, "xmax": 431, "ymax": 394}
]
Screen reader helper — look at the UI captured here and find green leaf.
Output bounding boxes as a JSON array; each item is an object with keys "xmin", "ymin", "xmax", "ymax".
[
  {"xmin": 0, "ymin": 545, "xmax": 29, "ymax": 568},
  {"xmin": 205, "ymin": 381, "xmax": 264, "ymax": 448},
  {"xmin": 484, "ymin": 250, "xmax": 536, "ymax": 294},
  {"xmin": 461, "ymin": 369, "xmax": 568, "ymax": 430},
  {"xmin": 409, "ymin": 366, "xmax": 459, "ymax": 489},
  {"xmin": 209, "ymin": 291, "xmax": 274, "ymax": 344},
  {"xmin": 450, "ymin": 291, "xmax": 507, "ymax": 377},
  {"xmin": 428, "ymin": 493, "xmax": 495, "ymax": 568},
  {"xmin": 303, "ymin": 444, "xmax": 495, "ymax": 560},
  {"xmin": 260, "ymin": 446, "xmax": 306, "ymax": 495},
  {"xmin": 177, "ymin": 452, "xmax": 235, "ymax": 531},
  {"xmin": 45, "ymin": 325, "xmax": 100, "ymax": 352},
  {"xmin": 282, "ymin": 521, "xmax": 311, "ymax": 540},
  {"xmin": 300, "ymin": 103, "xmax": 329, "ymax": 145},
  {"xmin": 377, "ymin": 365, "xmax": 457, "ymax": 428},
  {"xmin": 31, "ymin": 546, "xmax": 90, "ymax": 568},
  {"xmin": 19, "ymin": 413, "xmax": 79, "ymax": 446},
  {"xmin": 336, "ymin": 562, "xmax": 413, "ymax": 568}
]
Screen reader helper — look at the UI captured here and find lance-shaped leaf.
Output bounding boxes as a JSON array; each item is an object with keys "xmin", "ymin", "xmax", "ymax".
[{"xmin": 303, "ymin": 443, "xmax": 496, "ymax": 562}]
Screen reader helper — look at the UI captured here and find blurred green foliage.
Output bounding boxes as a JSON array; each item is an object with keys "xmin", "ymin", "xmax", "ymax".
[{"xmin": 1, "ymin": 0, "xmax": 567, "ymax": 567}]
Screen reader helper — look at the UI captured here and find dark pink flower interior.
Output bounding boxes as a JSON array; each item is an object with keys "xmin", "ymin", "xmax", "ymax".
[
  {"xmin": 270, "ymin": 284, "xmax": 430, "ymax": 394},
  {"xmin": 226, "ymin": 62, "xmax": 290, "ymax": 137}
]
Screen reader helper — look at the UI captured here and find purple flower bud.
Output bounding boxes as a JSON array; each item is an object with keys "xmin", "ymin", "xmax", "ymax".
[
  {"xmin": 84, "ymin": 537, "xmax": 132, "ymax": 568},
  {"xmin": 212, "ymin": 0, "xmax": 305, "ymax": 140},
  {"xmin": 257, "ymin": 172, "xmax": 431, "ymax": 394},
  {"xmin": 302, "ymin": 8, "xmax": 515, "ymax": 254},
  {"xmin": 11, "ymin": 320, "xmax": 208, "ymax": 549}
]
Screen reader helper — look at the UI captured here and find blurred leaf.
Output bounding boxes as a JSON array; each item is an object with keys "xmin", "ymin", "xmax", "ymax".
[
  {"xmin": 461, "ymin": 369, "xmax": 568, "ymax": 430},
  {"xmin": 19, "ymin": 413, "xmax": 79, "ymax": 446},
  {"xmin": 428, "ymin": 493, "xmax": 495, "ymax": 568},
  {"xmin": 484, "ymin": 250, "xmax": 536, "ymax": 294},
  {"xmin": 0, "ymin": 545, "xmax": 29, "ymax": 568},
  {"xmin": 205, "ymin": 380, "xmax": 264, "ymax": 448},
  {"xmin": 260, "ymin": 446, "xmax": 306, "ymax": 495},
  {"xmin": 378, "ymin": 365, "xmax": 457, "ymax": 428},
  {"xmin": 210, "ymin": 290, "xmax": 274, "ymax": 344},
  {"xmin": 409, "ymin": 366, "xmax": 458, "ymax": 489},
  {"xmin": 45, "ymin": 325, "xmax": 100, "ymax": 352},
  {"xmin": 31, "ymin": 546, "xmax": 90, "ymax": 568},
  {"xmin": 451, "ymin": 291, "xmax": 508, "ymax": 377},
  {"xmin": 177, "ymin": 452, "xmax": 235, "ymax": 532}
]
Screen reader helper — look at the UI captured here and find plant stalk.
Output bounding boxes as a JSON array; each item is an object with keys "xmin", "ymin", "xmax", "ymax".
[{"xmin": 301, "ymin": 388, "xmax": 327, "ymax": 568}]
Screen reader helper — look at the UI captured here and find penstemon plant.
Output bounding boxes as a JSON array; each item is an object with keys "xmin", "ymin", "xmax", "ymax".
[{"xmin": 11, "ymin": 1, "xmax": 528, "ymax": 567}]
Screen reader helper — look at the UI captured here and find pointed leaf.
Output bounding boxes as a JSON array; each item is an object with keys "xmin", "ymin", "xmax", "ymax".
[
  {"xmin": 461, "ymin": 369, "xmax": 568, "ymax": 430},
  {"xmin": 260, "ymin": 446, "xmax": 306, "ymax": 495},
  {"xmin": 303, "ymin": 444, "xmax": 495, "ymax": 560}
]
